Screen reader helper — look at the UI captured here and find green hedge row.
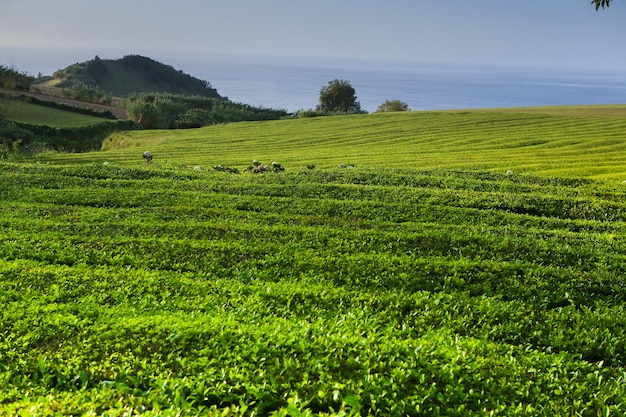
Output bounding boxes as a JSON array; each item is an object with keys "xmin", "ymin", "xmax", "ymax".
[
  {"xmin": 12, "ymin": 119, "xmax": 140, "ymax": 152},
  {"xmin": 14, "ymin": 94, "xmax": 118, "ymax": 119}
]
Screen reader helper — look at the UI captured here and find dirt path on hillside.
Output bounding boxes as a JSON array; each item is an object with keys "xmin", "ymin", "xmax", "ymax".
[{"xmin": 1, "ymin": 88, "xmax": 128, "ymax": 119}]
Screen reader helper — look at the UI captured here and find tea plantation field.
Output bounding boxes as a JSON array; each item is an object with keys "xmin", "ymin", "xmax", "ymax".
[{"xmin": 2, "ymin": 108, "xmax": 626, "ymax": 415}]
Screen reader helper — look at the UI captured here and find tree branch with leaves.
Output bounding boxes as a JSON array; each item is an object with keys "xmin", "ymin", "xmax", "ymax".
[{"xmin": 592, "ymin": 0, "xmax": 613, "ymax": 10}]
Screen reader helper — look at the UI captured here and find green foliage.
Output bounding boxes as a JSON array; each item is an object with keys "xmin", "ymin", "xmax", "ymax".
[
  {"xmin": 51, "ymin": 62, "xmax": 97, "ymax": 87},
  {"xmin": 3, "ymin": 163, "xmax": 626, "ymax": 414},
  {"xmin": 0, "ymin": 65, "xmax": 34, "ymax": 91},
  {"xmin": 593, "ymin": 0, "xmax": 612, "ymax": 10},
  {"xmin": 173, "ymin": 108, "xmax": 215, "ymax": 128},
  {"xmin": 0, "ymin": 95, "xmax": 6, "ymax": 120},
  {"xmin": 0, "ymin": 121, "xmax": 33, "ymax": 158},
  {"xmin": 126, "ymin": 93, "xmax": 288, "ymax": 129},
  {"xmin": 126, "ymin": 94, "xmax": 201, "ymax": 129},
  {"xmin": 118, "ymin": 55, "xmax": 220, "ymax": 97},
  {"xmin": 1, "ymin": 119, "xmax": 138, "ymax": 154},
  {"xmin": 316, "ymin": 79, "xmax": 365, "ymax": 115},
  {"xmin": 49, "ymin": 107, "xmax": 626, "ymax": 181},
  {"xmin": 1, "ymin": 95, "xmax": 138, "ymax": 153},
  {"xmin": 376, "ymin": 99, "xmax": 410, "ymax": 112},
  {"xmin": 44, "ymin": 55, "xmax": 222, "ymax": 98},
  {"xmin": 62, "ymin": 82, "xmax": 113, "ymax": 105},
  {"xmin": 5, "ymin": 108, "xmax": 626, "ymax": 415},
  {"xmin": 16, "ymin": 119, "xmax": 140, "ymax": 152},
  {"xmin": 294, "ymin": 108, "xmax": 326, "ymax": 118},
  {"xmin": 0, "ymin": 97, "xmax": 33, "ymax": 156}
]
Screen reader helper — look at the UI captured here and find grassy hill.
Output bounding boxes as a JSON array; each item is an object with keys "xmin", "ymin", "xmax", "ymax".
[
  {"xmin": 3, "ymin": 106, "xmax": 626, "ymax": 415},
  {"xmin": 34, "ymin": 55, "xmax": 222, "ymax": 98},
  {"xmin": 1, "ymin": 94, "xmax": 137, "ymax": 154},
  {"xmin": 35, "ymin": 104, "xmax": 626, "ymax": 180},
  {"xmin": 5, "ymin": 99, "xmax": 113, "ymax": 128}
]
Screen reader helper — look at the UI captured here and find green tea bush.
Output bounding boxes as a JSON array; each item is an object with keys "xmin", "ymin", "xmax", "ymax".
[{"xmin": 3, "ymin": 163, "xmax": 626, "ymax": 415}]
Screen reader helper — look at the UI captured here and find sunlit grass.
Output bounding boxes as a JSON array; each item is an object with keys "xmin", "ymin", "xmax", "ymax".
[
  {"xmin": 5, "ymin": 100, "xmax": 109, "ymax": 127},
  {"xmin": 32, "ymin": 105, "xmax": 626, "ymax": 180},
  {"xmin": 477, "ymin": 103, "xmax": 626, "ymax": 118},
  {"xmin": 5, "ymin": 104, "xmax": 626, "ymax": 414}
]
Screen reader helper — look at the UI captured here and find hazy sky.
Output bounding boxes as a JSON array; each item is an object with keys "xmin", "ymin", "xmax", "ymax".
[{"xmin": 1, "ymin": 0, "xmax": 626, "ymax": 75}]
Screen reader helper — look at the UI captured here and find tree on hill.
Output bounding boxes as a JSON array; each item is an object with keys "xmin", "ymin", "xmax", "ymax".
[
  {"xmin": 316, "ymin": 79, "xmax": 364, "ymax": 115},
  {"xmin": 40, "ymin": 55, "xmax": 222, "ymax": 98},
  {"xmin": 85, "ymin": 55, "xmax": 109, "ymax": 80},
  {"xmin": 117, "ymin": 55, "xmax": 218, "ymax": 95}
]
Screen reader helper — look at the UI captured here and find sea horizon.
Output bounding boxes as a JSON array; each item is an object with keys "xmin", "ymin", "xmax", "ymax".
[
  {"xmin": 3, "ymin": 49, "xmax": 626, "ymax": 113},
  {"xmin": 167, "ymin": 53, "xmax": 626, "ymax": 113}
]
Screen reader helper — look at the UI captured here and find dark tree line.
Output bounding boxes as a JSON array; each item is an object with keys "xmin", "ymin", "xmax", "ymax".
[
  {"xmin": 119, "ymin": 55, "xmax": 220, "ymax": 98},
  {"xmin": 126, "ymin": 93, "xmax": 288, "ymax": 129}
]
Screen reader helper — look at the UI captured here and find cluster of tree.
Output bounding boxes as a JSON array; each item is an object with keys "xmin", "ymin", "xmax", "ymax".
[
  {"xmin": 0, "ymin": 65, "xmax": 34, "ymax": 91},
  {"xmin": 46, "ymin": 55, "xmax": 222, "ymax": 98},
  {"xmin": 125, "ymin": 93, "xmax": 288, "ymax": 129},
  {"xmin": 49, "ymin": 56, "xmax": 112, "ymax": 105},
  {"xmin": 303, "ymin": 79, "xmax": 409, "ymax": 117},
  {"xmin": 85, "ymin": 55, "xmax": 109, "ymax": 80},
  {"xmin": 51, "ymin": 62, "xmax": 99, "ymax": 88}
]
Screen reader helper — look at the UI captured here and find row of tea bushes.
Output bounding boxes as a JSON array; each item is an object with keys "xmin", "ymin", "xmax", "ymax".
[{"xmin": 2, "ymin": 162, "xmax": 626, "ymax": 415}]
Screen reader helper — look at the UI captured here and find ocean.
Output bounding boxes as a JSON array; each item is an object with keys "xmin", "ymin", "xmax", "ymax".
[{"xmin": 168, "ymin": 54, "xmax": 626, "ymax": 113}]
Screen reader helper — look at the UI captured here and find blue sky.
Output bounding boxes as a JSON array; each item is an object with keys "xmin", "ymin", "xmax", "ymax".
[{"xmin": 1, "ymin": 0, "xmax": 625, "ymax": 75}]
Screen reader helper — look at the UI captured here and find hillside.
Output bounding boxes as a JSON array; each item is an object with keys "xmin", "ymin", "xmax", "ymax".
[
  {"xmin": 35, "ymin": 104, "xmax": 626, "ymax": 179},
  {"xmin": 34, "ymin": 54, "xmax": 223, "ymax": 98},
  {"xmin": 5, "ymin": 99, "xmax": 113, "ymax": 127},
  {"xmin": 4, "ymin": 107, "xmax": 626, "ymax": 413}
]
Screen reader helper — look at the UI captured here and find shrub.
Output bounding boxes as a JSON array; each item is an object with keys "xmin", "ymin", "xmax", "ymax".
[
  {"xmin": 173, "ymin": 108, "xmax": 215, "ymax": 128},
  {"xmin": 294, "ymin": 108, "xmax": 326, "ymax": 118},
  {"xmin": 12, "ymin": 119, "xmax": 139, "ymax": 152},
  {"xmin": 126, "ymin": 93, "xmax": 288, "ymax": 129},
  {"xmin": 62, "ymin": 82, "xmax": 112, "ymax": 105},
  {"xmin": 376, "ymin": 99, "xmax": 410, "ymax": 113},
  {"xmin": 0, "ymin": 65, "xmax": 34, "ymax": 91},
  {"xmin": 0, "ymin": 121, "xmax": 36, "ymax": 158}
]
